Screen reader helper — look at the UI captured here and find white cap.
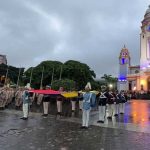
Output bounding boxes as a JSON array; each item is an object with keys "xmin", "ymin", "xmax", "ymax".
[
  {"xmin": 25, "ymin": 83, "xmax": 31, "ymax": 90},
  {"xmin": 85, "ymin": 82, "xmax": 91, "ymax": 90}
]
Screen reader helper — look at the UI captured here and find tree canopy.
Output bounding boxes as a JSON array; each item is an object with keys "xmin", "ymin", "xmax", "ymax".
[
  {"xmin": 0, "ymin": 64, "xmax": 24, "ymax": 86},
  {"xmin": 24, "ymin": 60, "xmax": 96, "ymax": 90}
]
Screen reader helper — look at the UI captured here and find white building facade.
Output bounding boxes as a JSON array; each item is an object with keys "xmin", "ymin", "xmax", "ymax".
[
  {"xmin": 125, "ymin": 5, "xmax": 150, "ymax": 92},
  {"xmin": 0, "ymin": 55, "xmax": 7, "ymax": 65}
]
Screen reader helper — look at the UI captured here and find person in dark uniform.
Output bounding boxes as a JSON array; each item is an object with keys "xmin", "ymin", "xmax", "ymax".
[
  {"xmin": 78, "ymin": 92, "xmax": 83, "ymax": 111},
  {"xmin": 97, "ymin": 85, "xmax": 109, "ymax": 123},
  {"xmin": 42, "ymin": 86, "xmax": 51, "ymax": 118},
  {"xmin": 119, "ymin": 90, "xmax": 126, "ymax": 114},
  {"xmin": 107, "ymin": 90, "xmax": 115, "ymax": 119},
  {"xmin": 56, "ymin": 87, "xmax": 64, "ymax": 116},
  {"xmin": 114, "ymin": 90, "xmax": 120, "ymax": 117}
]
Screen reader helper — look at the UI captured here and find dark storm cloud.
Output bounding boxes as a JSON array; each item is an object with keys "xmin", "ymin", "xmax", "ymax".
[{"xmin": 0, "ymin": 0, "xmax": 149, "ymax": 78}]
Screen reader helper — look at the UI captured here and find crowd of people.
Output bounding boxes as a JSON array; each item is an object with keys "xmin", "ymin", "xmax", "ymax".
[{"xmin": 0, "ymin": 84, "xmax": 129, "ymax": 129}]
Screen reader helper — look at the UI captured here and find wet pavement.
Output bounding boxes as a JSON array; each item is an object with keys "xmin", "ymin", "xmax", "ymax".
[{"xmin": 0, "ymin": 100, "xmax": 150, "ymax": 150}]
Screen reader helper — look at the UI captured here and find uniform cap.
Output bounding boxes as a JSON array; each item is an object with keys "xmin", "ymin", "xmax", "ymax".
[{"xmin": 85, "ymin": 82, "xmax": 91, "ymax": 90}]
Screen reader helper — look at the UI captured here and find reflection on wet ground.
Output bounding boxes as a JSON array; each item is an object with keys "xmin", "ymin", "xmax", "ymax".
[
  {"xmin": 61, "ymin": 100, "xmax": 150, "ymax": 133},
  {"xmin": 0, "ymin": 100, "xmax": 150, "ymax": 150}
]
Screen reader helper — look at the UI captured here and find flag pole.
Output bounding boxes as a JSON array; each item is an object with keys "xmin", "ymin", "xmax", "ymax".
[
  {"xmin": 40, "ymin": 66, "xmax": 44, "ymax": 89},
  {"xmin": 51, "ymin": 67, "xmax": 54, "ymax": 86},
  {"xmin": 29, "ymin": 67, "xmax": 33, "ymax": 87},
  {"xmin": 17, "ymin": 67, "xmax": 21, "ymax": 88},
  {"xmin": 4, "ymin": 65, "xmax": 9, "ymax": 86},
  {"xmin": 59, "ymin": 65, "xmax": 63, "ymax": 80}
]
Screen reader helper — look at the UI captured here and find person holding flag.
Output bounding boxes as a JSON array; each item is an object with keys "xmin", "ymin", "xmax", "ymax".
[{"xmin": 81, "ymin": 82, "xmax": 96, "ymax": 129}]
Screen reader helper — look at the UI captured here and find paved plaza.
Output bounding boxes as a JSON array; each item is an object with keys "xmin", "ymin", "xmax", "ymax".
[{"xmin": 0, "ymin": 100, "xmax": 150, "ymax": 150}]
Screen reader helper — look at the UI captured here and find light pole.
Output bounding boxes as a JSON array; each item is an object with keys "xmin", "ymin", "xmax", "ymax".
[
  {"xmin": 109, "ymin": 84, "xmax": 113, "ymax": 90},
  {"xmin": 29, "ymin": 67, "xmax": 34, "ymax": 87}
]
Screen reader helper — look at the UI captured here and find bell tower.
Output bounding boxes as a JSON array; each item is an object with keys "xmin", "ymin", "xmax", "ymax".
[
  {"xmin": 118, "ymin": 45, "xmax": 130, "ymax": 91},
  {"xmin": 140, "ymin": 5, "xmax": 150, "ymax": 70}
]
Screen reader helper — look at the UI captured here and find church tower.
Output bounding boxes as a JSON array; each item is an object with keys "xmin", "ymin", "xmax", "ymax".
[
  {"xmin": 140, "ymin": 5, "xmax": 150, "ymax": 69},
  {"xmin": 118, "ymin": 45, "xmax": 130, "ymax": 91}
]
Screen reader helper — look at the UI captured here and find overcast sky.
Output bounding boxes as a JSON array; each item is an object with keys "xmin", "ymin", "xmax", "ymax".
[{"xmin": 0, "ymin": 0, "xmax": 149, "ymax": 78}]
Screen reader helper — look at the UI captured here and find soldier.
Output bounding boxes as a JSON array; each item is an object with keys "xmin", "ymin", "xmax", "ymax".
[
  {"xmin": 97, "ymin": 85, "xmax": 109, "ymax": 123},
  {"xmin": 3, "ymin": 88, "xmax": 9, "ymax": 108},
  {"xmin": 81, "ymin": 82, "xmax": 95, "ymax": 129},
  {"xmin": 107, "ymin": 90, "xmax": 116, "ymax": 119},
  {"xmin": 37, "ymin": 93, "xmax": 43, "ymax": 105},
  {"xmin": 0, "ymin": 88, "xmax": 6, "ymax": 110},
  {"xmin": 119, "ymin": 90, "xmax": 126, "ymax": 114},
  {"xmin": 56, "ymin": 87, "xmax": 64, "ymax": 116},
  {"xmin": 15, "ymin": 88, "xmax": 23, "ymax": 109},
  {"xmin": 114, "ymin": 90, "xmax": 120, "ymax": 116},
  {"xmin": 42, "ymin": 86, "xmax": 51, "ymax": 118},
  {"xmin": 78, "ymin": 92, "xmax": 83, "ymax": 111},
  {"xmin": 71, "ymin": 97, "xmax": 76, "ymax": 112},
  {"xmin": 20, "ymin": 86, "xmax": 31, "ymax": 120}
]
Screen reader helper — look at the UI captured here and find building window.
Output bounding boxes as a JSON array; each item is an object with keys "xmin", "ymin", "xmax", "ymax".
[{"xmin": 135, "ymin": 70, "xmax": 139, "ymax": 74}]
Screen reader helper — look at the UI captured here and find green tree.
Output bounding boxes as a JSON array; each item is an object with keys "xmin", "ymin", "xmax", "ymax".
[
  {"xmin": 51, "ymin": 79, "xmax": 76, "ymax": 91},
  {"xmin": 24, "ymin": 60, "xmax": 96, "ymax": 89},
  {"xmin": 62, "ymin": 60, "xmax": 96, "ymax": 90},
  {"xmin": 0, "ymin": 64, "xmax": 24, "ymax": 86},
  {"xmin": 101, "ymin": 74, "xmax": 118, "ymax": 90},
  {"xmin": 24, "ymin": 61, "xmax": 63, "ymax": 88}
]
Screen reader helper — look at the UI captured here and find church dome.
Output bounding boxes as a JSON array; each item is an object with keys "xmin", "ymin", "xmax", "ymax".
[
  {"xmin": 146, "ymin": 5, "xmax": 150, "ymax": 14},
  {"xmin": 119, "ymin": 45, "xmax": 130, "ymax": 59},
  {"xmin": 141, "ymin": 5, "xmax": 150, "ymax": 31},
  {"xmin": 144, "ymin": 5, "xmax": 150, "ymax": 18}
]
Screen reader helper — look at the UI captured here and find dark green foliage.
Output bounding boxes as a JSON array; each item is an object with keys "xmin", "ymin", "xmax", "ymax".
[
  {"xmin": 51, "ymin": 79, "xmax": 76, "ymax": 91},
  {"xmin": 0, "ymin": 64, "xmax": 24, "ymax": 85},
  {"xmin": 24, "ymin": 60, "xmax": 96, "ymax": 89}
]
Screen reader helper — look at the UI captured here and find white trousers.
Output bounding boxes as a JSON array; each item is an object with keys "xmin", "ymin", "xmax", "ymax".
[
  {"xmin": 79, "ymin": 101, "xmax": 83, "ymax": 110},
  {"xmin": 119, "ymin": 103, "xmax": 125, "ymax": 113},
  {"xmin": 82, "ymin": 109, "xmax": 91, "ymax": 127},
  {"xmin": 114, "ymin": 104, "xmax": 119, "ymax": 115},
  {"xmin": 107, "ymin": 104, "xmax": 114, "ymax": 117},
  {"xmin": 98, "ymin": 106, "xmax": 106, "ymax": 121},
  {"xmin": 71, "ymin": 101, "xmax": 76, "ymax": 111},
  {"xmin": 43, "ymin": 102, "xmax": 49, "ymax": 114},
  {"xmin": 57, "ymin": 101, "xmax": 62, "ymax": 113},
  {"xmin": 23, "ymin": 103, "xmax": 29, "ymax": 118}
]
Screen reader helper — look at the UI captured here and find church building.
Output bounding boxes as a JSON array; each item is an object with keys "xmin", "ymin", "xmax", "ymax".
[{"xmin": 118, "ymin": 5, "xmax": 150, "ymax": 92}]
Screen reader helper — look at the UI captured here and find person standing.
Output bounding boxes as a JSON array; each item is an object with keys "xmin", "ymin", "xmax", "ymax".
[
  {"xmin": 119, "ymin": 91, "xmax": 126, "ymax": 114},
  {"xmin": 97, "ymin": 85, "xmax": 109, "ymax": 123},
  {"xmin": 78, "ymin": 92, "xmax": 83, "ymax": 111},
  {"xmin": 114, "ymin": 90, "xmax": 120, "ymax": 117},
  {"xmin": 56, "ymin": 87, "xmax": 64, "ymax": 116},
  {"xmin": 107, "ymin": 90, "xmax": 115, "ymax": 119},
  {"xmin": 81, "ymin": 82, "xmax": 95, "ymax": 129},
  {"xmin": 20, "ymin": 87, "xmax": 30, "ymax": 120},
  {"xmin": 42, "ymin": 86, "xmax": 51, "ymax": 118}
]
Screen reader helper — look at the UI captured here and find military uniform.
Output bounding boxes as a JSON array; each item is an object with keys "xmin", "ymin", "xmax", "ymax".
[
  {"xmin": 42, "ymin": 94, "xmax": 50, "ymax": 117},
  {"xmin": 37, "ymin": 94, "xmax": 43, "ymax": 105},
  {"xmin": 56, "ymin": 87, "xmax": 64, "ymax": 116},
  {"xmin": 15, "ymin": 89, "xmax": 23, "ymax": 108},
  {"xmin": 107, "ymin": 91, "xmax": 115, "ymax": 119},
  {"xmin": 119, "ymin": 91, "xmax": 126, "ymax": 114},
  {"xmin": 78, "ymin": 92, "xmax": 83, "ymax": 110},
  {"xmin": 97, "ymin": 86, "xmax": 109, "ymax": 123},
  {"xmin": 71, "ymin": 97, "xmax": 77, "ymax": 112},
  {"xmin": 114, "ymin": 91, "xmax": 120, "ymax": 116},
  {"xmin": 20, "ymin": 88, "xmax": 30, "ymax": 120}
]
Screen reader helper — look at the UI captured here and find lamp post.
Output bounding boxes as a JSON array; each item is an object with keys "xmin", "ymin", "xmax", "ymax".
[
  {"xmin": 40, "ymin": 66, "xmax": 44, "ymax": 89},
  {"xmin": 109, "ymin": 84, "xmax": 113, "ymax": 90},
  {"xmin": 4, "ymin": 65, "xmax": 9, "ymax": 87},
  {"xmin": 17, "ymin": 68, "xmax": 21, "ymax": 88},
  {"xmin": 29, "ymin": 67, "xmax": 33, "ymax": 87}
]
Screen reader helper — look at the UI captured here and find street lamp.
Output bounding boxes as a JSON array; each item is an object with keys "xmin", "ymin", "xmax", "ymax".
[{"xmin": 109, "ymin": 84, "xmax": 113, "ymax": 89}]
